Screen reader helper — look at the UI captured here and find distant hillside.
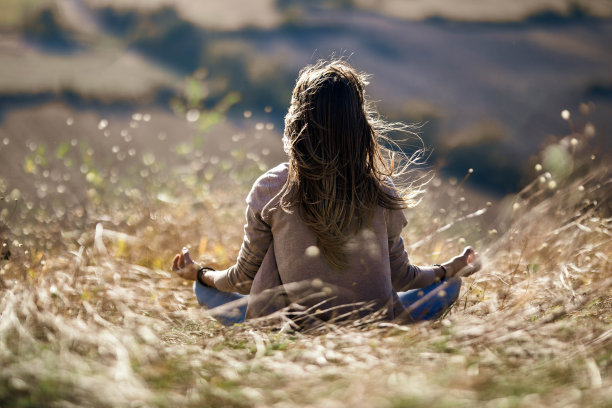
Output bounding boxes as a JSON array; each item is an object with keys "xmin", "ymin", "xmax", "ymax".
[{"xmin": 1, "ymin": 0, "xmax": 611, "ymax": 194}]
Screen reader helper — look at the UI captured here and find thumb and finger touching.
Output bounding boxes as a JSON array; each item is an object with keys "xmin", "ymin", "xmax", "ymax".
[
  {"xmin": 171, "ymin": 248, "xmax": 195, "ymax": 273},
  {"xmin": 451, "ymin": 245, "xmax": 482, "ymax": 277},
  {"xmin": 171, "ymin": 247, "xmax": 204, "ymax": 283},
  {"xmin": 181, "ymin": 247, "xmax": 195, "ymax": 266},
  {"xmin": 463, "ymin": 246, "xmax": 474, "ymax": 261},
  {"xmin": 462, "ymin": 246, "xmax": 482, "ymax": 276}
]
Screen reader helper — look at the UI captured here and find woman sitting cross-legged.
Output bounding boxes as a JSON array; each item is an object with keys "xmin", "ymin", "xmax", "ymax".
[{"xmin": 172, "ymin": 60, "xmax": 481, "ymax": 326}]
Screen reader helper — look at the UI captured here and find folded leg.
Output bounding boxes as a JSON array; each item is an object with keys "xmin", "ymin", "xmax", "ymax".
[
  {"xmin": 193, "ymin": 281, "xmax": 247, "ymax": 325},
  {"xmin": 398, "ymin": 278, "xmax": 462, "ymax": 321}
]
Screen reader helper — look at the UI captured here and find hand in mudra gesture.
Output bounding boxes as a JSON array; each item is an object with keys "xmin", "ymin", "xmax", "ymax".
[
  {"xmin": 443, "ymin": 246, "xmax": 482, "ymax": 278},
  {"xmin": 171, "ymin": 247, "xmax": 201, "ymax": 281}
]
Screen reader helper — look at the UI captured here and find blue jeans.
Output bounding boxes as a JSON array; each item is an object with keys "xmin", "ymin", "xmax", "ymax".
[
  {"xmin": 193, "ymin": 279, "xmax": 461, "ymax": 325},
  {"xmin": 397, "ymin": 278, "xmax": 462, "ymax": 321},
  {"xmin": 193, "ymin": 282, "xmax": 248, "ymax": 325}
]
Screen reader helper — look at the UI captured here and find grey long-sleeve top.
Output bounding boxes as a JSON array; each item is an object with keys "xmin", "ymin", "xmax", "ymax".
[{"xmin": 213, "ymin": 162, "xmax": 437, "ymax": 320}]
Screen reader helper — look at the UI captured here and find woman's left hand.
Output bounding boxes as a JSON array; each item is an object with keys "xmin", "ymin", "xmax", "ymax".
[
  {"xmin": 171, "ymin": 248, "xmax": 201, "ymax": 281},
  {"xmin": 443, "ymin": 246, "xmax": 481, "ymax": 278}
]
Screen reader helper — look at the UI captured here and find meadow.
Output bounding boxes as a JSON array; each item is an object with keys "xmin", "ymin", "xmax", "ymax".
[
  {"xmin": 0, "ymin": 104, "xmax": 610, "ymax": 407},
  {"xmin": 1, "ymin": 1, "xmax": 612, "ymax": 406}
]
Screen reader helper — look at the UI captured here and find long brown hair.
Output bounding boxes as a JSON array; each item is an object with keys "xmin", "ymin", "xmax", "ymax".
[{"xmin": 281, "ymin": 59, "xmax": 424, "ymax": 270}]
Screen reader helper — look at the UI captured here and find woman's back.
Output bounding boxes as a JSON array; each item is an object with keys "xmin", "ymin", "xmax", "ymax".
[{"xmin": 241, "ymin": 162, "xmax": 437, "ymax": 321}]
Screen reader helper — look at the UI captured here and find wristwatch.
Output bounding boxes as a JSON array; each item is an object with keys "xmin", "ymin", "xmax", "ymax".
[
  {"xmin": 196, "ymin": 266, "xmax": 215, "ymax": 286},
  {"xmin": 433, "ymin": 264, "xmax": 448, "ymax": 280}
]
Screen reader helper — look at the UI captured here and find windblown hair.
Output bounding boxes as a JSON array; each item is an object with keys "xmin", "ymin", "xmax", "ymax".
[{"xmin": 281, "ymin": 59, "xmax": 425, "ymax": 270}]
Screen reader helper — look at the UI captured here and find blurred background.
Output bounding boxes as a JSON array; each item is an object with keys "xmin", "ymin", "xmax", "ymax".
[{"xmin": 1, "ymin": 0, "xmax": 611, "ymax": 199}]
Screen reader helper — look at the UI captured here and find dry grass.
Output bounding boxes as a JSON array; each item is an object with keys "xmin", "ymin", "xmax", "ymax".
[{"xmin": 0, "ymin": 113, "xmax": 611, "ymax": 407}]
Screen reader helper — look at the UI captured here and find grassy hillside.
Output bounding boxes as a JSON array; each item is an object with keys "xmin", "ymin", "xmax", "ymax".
[
  {"xmin": 0, "ymin": 108, "xmax": 610, "ymax": 407},
  {"xmin": 3, "ymin": 0, "xmax": 612, "ymax": 195}
]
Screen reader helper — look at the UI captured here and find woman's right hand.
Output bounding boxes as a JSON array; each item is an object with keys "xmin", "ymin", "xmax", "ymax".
[
  {"xmin": 443, "ymin": 246, "xmax": 481, "ymax": 278},
  {"xmin": 171, "ymin": 247, "xmax": 201, "ymax": 281}
]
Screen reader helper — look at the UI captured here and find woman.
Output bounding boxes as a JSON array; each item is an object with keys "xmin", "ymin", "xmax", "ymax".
[{"xmin": 172, "ymin": 60, "xmax": 480, "ymax": 325}]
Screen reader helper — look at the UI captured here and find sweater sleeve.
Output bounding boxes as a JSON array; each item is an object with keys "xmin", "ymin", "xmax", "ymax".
[
  {"xmin": 213, "ymin": 173, "xmax": 273, "ymax": 294},
  {"xmin": 387, "ymin": 208, "xmax": 437, "ymax": 291}
]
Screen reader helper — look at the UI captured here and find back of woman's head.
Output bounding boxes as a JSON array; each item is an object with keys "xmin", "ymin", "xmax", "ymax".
[{"xmin": 282, "ymin": 59, "xmax": 421, "ymax": 269}]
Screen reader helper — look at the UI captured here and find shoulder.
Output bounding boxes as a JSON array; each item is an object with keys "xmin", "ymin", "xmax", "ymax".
[
  {"xmin": 246, "ymin": 162, "xmax": 289, "ymax": 209},
  {"xmin": 260, "ymin": 162, "xmax": 289, "ymax": 186},
  {"xmin": 380, "ymin": 176, "xmax": 400, "ymax": 197}
]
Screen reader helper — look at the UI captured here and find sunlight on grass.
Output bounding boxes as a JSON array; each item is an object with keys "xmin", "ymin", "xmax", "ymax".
[{"xmin": 0, "ymin": 108, "xmax": 611, "ymax": 407}]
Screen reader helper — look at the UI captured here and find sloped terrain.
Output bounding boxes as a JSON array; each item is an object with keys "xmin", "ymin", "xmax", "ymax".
[{"xmin": 0, "ymin": 109, "xmax": 610, "ymax": 407}]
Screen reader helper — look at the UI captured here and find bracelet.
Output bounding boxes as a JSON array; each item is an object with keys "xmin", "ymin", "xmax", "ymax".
[
  {"xmin": 434, "ymin": 264, "xmax": 447, "ymax": 280},
  {"xmin": 196, "ymin": 266, "xmax": 215, "ymax": 286}
]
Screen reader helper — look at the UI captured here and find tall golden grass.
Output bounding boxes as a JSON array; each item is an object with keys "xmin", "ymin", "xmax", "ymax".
[{"xmin": 0, "ymin": 109, "xmax": 610, "ymax": 407}]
